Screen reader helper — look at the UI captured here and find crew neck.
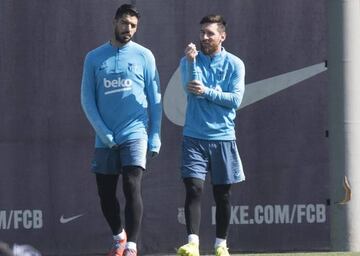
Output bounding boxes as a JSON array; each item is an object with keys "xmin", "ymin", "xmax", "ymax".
[
  {"xmin": 108, "ymin": 40, "xmax": 133, "ymax": 50},
  {"xmin": 200, "ymin": 47, "xmax": 226, "ymax": 62}
]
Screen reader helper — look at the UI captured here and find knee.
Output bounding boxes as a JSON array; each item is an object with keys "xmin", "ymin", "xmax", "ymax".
[
  {"xmin": 123, "ymin": 167, "xmax": 143, "ymax": 195},
  {"xmin": 123, "ymin": 176, "xmax": 139, "ymax": 190},
  {"xmin": 191, "ymin": 185, "xmax": 203, "ymax": 198},
  {"xmin": 213, "ymin": 186, "xmax": 231, "ymax": 203},
  {"xmin": 185, "ymin": 180, "xmax": 204, "ymax": 198}
]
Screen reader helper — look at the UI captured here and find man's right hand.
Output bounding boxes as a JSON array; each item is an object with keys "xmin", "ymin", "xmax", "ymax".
[
  {"xmin": 185, "ymin": 43, "xmax": 198, "ymax": 61},
  {"xmin": 105, "ymin": 134, "xmax": 117, "ymax": 148}
]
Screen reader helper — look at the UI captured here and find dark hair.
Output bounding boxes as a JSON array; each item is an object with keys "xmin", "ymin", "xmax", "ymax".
[
  {"xmin": 200, "ymin": 14, "xmax": 226, "ymax": 32},
  {"xmin": 114, "ymin": 4, "xmax": 140, "ymax": 20}
]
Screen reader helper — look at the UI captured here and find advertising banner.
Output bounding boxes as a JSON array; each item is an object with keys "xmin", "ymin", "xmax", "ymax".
[{"xmin": 0, "ymin": 0, "xmax": 328, "ymax": 254}]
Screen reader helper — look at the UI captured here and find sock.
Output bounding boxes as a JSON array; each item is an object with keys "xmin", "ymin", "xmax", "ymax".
[
  {"xmin": 125, "ymin": 242, "xmax": 137, "ymax": 251},
  {"xmin": 188, "ymin": 234, "xmax": 199, "ymax": 245},
  {"xmin": 214, "ymin": 238, "xmax": 227, "ymax": 248},
  {"xmin": 113, "ymin": 229, "xmax": 126, "ymax": 241}
]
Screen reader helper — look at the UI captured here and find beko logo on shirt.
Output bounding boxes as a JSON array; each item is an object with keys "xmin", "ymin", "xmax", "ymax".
[
  {"xmin": 103, "ymin": 78, "xmax": 132, "ymax": 95},
  {"xmin": 0, "ymin": 209, "xmax": 43, "ymax": 230}
]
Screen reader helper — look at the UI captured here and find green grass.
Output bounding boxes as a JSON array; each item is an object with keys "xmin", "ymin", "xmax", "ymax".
[
  {"xmin": 239, "ymin": 253, "xmax": 360, "ymax": 256},
  {"xmin": 145, "ymin": 251, "xmax": 360, "ymax": 255}
]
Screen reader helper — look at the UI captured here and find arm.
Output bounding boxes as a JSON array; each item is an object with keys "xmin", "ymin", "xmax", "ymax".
[
  {"xmin": 144, "ymin": 52, "xmax": 162, "ymax": 154},
  {"xmin": 198, "ymin": 60, "xmax": 245, "ymax": 109},
  {"xmin": 80, "ymin": 54, "xmax": 116, "ymax": 148},
  {"xmin": 179, "ymin": 58, "xmax": 191, "ymax": 93},
  {"xmin": 179, "ymin": 43, "xmax": 199, "ymax": 93}
]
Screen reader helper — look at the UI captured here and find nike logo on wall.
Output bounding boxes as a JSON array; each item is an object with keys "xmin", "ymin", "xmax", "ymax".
[
  {"xmin": 59, "ymin": 214, "xmax": 84, "ymax": 224},
  {"xmin": 163, "ymin": 62, "xmax": 327, "ymax": 126}
]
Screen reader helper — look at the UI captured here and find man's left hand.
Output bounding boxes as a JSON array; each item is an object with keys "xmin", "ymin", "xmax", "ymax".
[
  {"xmin": 147, "ymin": 151, "xmax": 159, "ymax": 159},
  {"xmin": 187, "ymin": 80, "xmax": 205, "ymax": 95}
]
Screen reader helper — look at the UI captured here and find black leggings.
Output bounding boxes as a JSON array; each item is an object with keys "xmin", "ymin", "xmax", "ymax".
[
  {"xmin": 183, "ymin": 178, "xmax": 231, "ymax": 239},
  {"xmin": 96, "ymin": 166, "xmax": 143, "ymax": 242}
]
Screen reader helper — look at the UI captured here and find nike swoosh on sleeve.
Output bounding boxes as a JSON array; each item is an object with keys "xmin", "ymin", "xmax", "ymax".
[{"xmin": 163, "ymin": 62, "xmax": 327, "ymax": 126}]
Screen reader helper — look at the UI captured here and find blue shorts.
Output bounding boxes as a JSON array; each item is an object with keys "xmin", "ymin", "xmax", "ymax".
[
  {"xmin": 91, "ymin": 139, "xmax": 147, "ymax": 174},
  {"xmin": 181, "ymin": 136, "xmax": 245, "ymax": 185}
]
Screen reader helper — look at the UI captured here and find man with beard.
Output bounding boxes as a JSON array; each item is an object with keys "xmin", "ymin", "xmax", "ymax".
[
  {"xmin": 177, "ymin": 15, "xmax": 245, "ymax": 256},
  {"xmin": 81, "ymin": 4, "xmax": 161, "ymax": 256}
]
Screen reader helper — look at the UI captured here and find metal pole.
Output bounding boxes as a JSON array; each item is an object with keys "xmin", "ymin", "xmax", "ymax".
[{"xmin": 328, "ymin": 0, "xmax": 360, "ymax": 251}]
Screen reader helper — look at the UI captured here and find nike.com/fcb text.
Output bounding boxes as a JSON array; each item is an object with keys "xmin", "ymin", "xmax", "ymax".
[
  {"xmin": 0, "ymin": 210, "xmax": 43, "ymax": 230},
  {"xmin": 212, "ymin": 204, "xmax": 327, "ymax": 225}
]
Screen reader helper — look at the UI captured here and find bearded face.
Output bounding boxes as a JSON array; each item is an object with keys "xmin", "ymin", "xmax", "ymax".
[
  {"xmin": 114, "ymin": 27, "xmax": 132, "ymax": 44},
  {"xmin": 199, "ymin": 23, "xmax": 226, "ymax": 56},
  {"xmin": 113, "ymin": 14, "xmax": 138, "ymax": 45},
  {"xmin": 200, "ymin": 38, "xmax": 221, "ymax": 55}
]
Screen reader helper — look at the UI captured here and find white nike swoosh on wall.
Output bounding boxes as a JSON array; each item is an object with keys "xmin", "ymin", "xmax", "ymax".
[
  {"xmin": 59, "ymin": 214, "xmax": 84, "ymax": 224},
  {"xmin": 163, "ymin": 62, "xmax": 327, "ymax": 126}
]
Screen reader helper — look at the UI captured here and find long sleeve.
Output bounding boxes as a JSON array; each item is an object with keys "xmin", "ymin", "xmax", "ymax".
[
  {"xmin": 80, "ymin": 54, "xmax": 116, "ymax": 148},
  {"xmin": 144, "ymin": 53, "xmax": 162, "ymax": 153},
  {"xmin": 181, "ymin": 49, "xmax": 245, "ymax": 140},
  {"xmin": 179, "ymin": 57, "xmax": 199, "ymax": 94},
  {"xmin": 203, "ymin": 60, "xmax": 245, "ymax": 109}
]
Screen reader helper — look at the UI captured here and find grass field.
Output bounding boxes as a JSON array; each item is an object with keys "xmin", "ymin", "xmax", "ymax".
[
  {"xmin": 163, "ymin": 253, "xmax": 360, "ymax": 256},
  {"xmin": 238, "ymin": 253, "xmax": 360, "ymax": 256}
]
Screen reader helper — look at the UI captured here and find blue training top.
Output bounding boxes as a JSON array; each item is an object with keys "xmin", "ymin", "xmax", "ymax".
[
  {"xmin": 81, "ymin": 41, "xmax": 162, "ymax": 152},
  {"xmin": 179, "ymin": 48, "xmax": 245, "ymax": 140}
]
